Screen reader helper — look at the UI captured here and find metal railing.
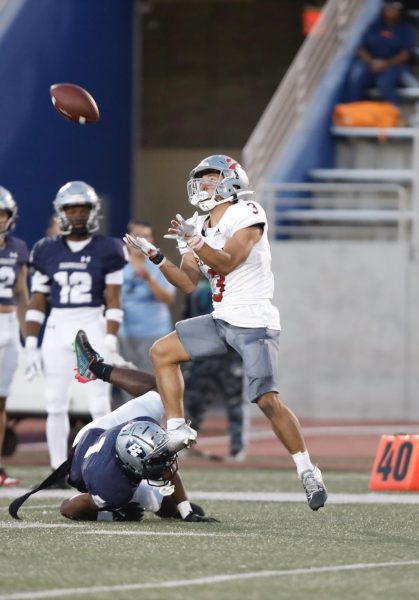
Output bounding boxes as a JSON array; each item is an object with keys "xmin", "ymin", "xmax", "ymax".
[
  {"xmin": 262, "ymin": 182, "xmax": 414, "ymax": 242},
  {"xmin": 243, "ymin": 0, "xmax": 366, "ymax": 189}
]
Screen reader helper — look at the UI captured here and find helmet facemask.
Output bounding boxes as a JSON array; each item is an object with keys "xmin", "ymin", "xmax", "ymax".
[
  {"xmin": 53, "ymin": 181, "xmax": 101, "ymax": 236},
  {"xmin": 115, "ymin": 420, "xmax": 179, "ymax": 490},
  {"xmin": 0, "ymin": 186, "xmax": 17, "ymax": 238},
  {"xmin": 187, "ymin": 155, "xmax": 253, "ymax": 212}
]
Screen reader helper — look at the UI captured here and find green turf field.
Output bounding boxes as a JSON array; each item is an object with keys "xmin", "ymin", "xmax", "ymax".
[{"xmin": 1, "ymin": 467, "xmax": 418, "ymax": 600}]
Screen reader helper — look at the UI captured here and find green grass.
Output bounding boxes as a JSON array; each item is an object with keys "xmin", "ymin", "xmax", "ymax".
[{"xmin": 0, "ymin": 467, "xmax": 418, "ymax": 600}]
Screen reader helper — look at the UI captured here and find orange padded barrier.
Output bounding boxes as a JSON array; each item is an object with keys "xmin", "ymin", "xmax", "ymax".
[{"xmin": 369, "ymin": 434, "xmax": 419, "ymax": 491}]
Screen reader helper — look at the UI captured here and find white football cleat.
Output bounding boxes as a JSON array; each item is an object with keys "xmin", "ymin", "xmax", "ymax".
[
  {"xmin": 166, "ymin": 423, "xmax": 197, "ymax": 454},
  {"xmin": 300, "ymin": 466, "xmax": 328, "ymax": 511}
]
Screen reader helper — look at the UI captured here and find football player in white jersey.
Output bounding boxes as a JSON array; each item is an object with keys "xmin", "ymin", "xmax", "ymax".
[
  {"xmin": 0, "ymin": 187, "xmax": 29, "ymax": 487},
  {"xmin": 25, "ymin": 181, "xmax": 127, "ymax": 482},
  {"xmin": 124, "ymin": 155, "xmax": 327, "ymax": 510}
]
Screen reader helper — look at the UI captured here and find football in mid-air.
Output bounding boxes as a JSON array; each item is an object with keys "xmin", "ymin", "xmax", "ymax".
[{"xmin": 50, "ymin": 83, "xmax": 100, "ymax": 124}]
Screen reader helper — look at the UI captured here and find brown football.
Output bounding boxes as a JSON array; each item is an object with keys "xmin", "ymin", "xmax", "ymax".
[{"xmin": 50, "ymin": 83, "xmax": 100, "ymax": 124}]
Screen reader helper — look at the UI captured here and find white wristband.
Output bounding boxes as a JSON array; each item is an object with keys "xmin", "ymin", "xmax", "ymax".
[
  {"xmin": 105, "ymin": 333, "xmax": 118, "ymax": 352},
  {"xmin": 177, "ymin": 500, "xmax": 192, "ymax": 519},
  {"xmin": 25, "ymin": 336, "xmax": 38, "ymax": 349},
  {"xmin": 25, "ymin": 310, "xmax": 46, "ymax": 325},
  {"xmin": 105, "ymin": 308, "xmax": 123, "ymax": 323}
]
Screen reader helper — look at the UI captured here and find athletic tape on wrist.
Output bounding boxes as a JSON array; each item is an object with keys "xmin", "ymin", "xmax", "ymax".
[
  {"xmin": 105, "ymin": 308, "xmax": 123, "ymax": 323},
  {"xmin": 25, "ymin": 310, "xmax": 46, "ymax": 325},
  {"xmin": 177, "ymin": 500, "xmax": 192, "ymax": 519}
]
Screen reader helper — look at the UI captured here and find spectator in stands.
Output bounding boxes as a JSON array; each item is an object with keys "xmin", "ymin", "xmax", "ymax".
[
  {"xmin": 183, "ymin": 279, "xmax": 249, "ymax": 461},
  {"xmin": 0, "ymin": 187, "xmax": 29, "ymax": 487},
  {"xmin": 345, "ymin": 1, "xmax": 418, "ymax": 107},
  {"xmin": 114, "ymin": 220, "xmax": 175, "ymax": 407}
]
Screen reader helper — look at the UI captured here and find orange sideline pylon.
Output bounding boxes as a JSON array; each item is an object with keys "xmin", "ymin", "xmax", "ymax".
[{"xmin": 369, "ymin": 434, "xmax": 419, "ymax": 491}]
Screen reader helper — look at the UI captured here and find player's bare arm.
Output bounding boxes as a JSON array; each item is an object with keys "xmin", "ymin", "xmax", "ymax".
[
  {"xmin": 25, "ymin": 291, "xmax": 47, "ymax": 338},
  {"xmin": 104, "ymin": 283, "xmax": 122, "ymax": 336},
  {"xmin": 14, "ymin": 264, "xmax": 29, "ymax": 337},
  {"xmin": 194, "ymin": 224, "xmax": 263, "ymax": 276}
]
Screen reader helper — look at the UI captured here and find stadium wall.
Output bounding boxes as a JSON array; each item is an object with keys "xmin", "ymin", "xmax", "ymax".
[{"xmin": 272, "ymin": 240, "xmax": 417, "ymax": 421}]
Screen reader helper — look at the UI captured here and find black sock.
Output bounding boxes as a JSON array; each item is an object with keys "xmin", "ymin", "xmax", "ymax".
[{"xmin": 90, "ymin": 361, "xmax": 114, "ymax": 382}]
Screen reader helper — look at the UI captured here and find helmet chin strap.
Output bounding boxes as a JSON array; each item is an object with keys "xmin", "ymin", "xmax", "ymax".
[
  {"xmin": 70, "ymin": 226, "xmax": 89, "ymax": 237},
  {"xmin": 197, "ymin": 190, "xmax": 254, "ymax": 212}
]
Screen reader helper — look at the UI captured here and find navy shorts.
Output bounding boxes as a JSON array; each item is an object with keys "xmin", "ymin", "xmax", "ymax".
[{"xmin": 176, "ymin": 314, "xmax": 280, "ymax": 402}]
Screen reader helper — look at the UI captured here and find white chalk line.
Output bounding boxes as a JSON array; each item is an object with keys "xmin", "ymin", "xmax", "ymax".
[
  {"xmin": 1, "ymin": 489, "xmax": 419, "ymax": 504},
  {"xmin": 0, "ymin": 521, "xmax": 234, "ymax": 537},
  {"xmin": 0, "ymin": 560, "xmax": 418, "ymax": 599}
]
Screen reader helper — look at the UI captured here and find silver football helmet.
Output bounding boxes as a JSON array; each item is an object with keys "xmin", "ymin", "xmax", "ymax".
[
  {"xmin": 115, "ymin": 419, "xmax": 178, "ymax": 485},
  {"xmin": 187, "ymin": 154, "xmax": 253, "ymax": 211},
  {"xmin": 0, "ymin": 186, "xmax": 18, "ymax": 236},
  {"xmin": 53, "ymin": 181, "xmax": 101, "ymax": 235}
]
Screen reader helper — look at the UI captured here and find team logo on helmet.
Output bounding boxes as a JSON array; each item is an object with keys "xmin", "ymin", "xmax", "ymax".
[{"xmin": 115, "ymin": 419, "xmax": 178, "ymax": 485}]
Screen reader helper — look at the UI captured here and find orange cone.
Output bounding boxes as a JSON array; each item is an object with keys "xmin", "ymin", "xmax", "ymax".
[{"xmin": 369, "ymin": 434, "xmax": 419, "ymax": 491}]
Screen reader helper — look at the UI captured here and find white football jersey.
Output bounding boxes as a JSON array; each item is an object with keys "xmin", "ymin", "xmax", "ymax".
[{"xmin": 189, "ymin": 200, "xmax": 281, "ymax": 329}]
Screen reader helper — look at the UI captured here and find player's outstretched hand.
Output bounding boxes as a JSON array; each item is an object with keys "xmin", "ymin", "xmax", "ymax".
[
  {"xmin": 164, "ymin": 212, "xmax": 204, "ymax": 250},
  {"xmin": 123, "ymin": 234, "xmax": 159, "ymax": 259},
  {"xmin": 183, "ymin": 511, "xmax": 220, "ymax": 523}
]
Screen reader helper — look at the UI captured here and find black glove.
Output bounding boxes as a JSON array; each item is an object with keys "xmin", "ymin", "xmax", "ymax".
[
  {"xmin": 112, "ymin": 503, "xmax": 145, "ymax": 522},
  {"xmin": 173, "ymin": 501, "xmax": 205, "ymax": 519},
  {"xmin": 183, "ymin": 511, "xmax": 220, "ymax": 523}
]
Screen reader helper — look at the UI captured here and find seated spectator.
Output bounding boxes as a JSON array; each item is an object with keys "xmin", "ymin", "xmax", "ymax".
[
  {"xmin": 113, "ymin": 220, "xmax": 175, "ymax": 408},
  {"xmin": 345, "ymin": 1, "xmax": 418, "ymax": 107}
]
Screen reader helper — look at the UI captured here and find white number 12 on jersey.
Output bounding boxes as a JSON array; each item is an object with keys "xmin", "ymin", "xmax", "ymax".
[{"xmin": 54, "ymin": 271, "xmax": 93, "ymax": 304}]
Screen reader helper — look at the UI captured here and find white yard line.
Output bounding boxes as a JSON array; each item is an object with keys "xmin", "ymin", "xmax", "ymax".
[
  {"xmin": 0, "ymin": 522, "xmax": 235, "ymax": 537},
  {"xmin": 0, "ymin": 560, "xmax": 418, "ymax": 599},
  {"xmin": 76, "ymin": 530, "xmax": 244, "ymax": 537},
  {"xmin": 190, "ymin": 491, "xmax": 419, "ymax": 504},
  {"xmin": 1, "ymin": 489, "xmax": 418, "ymax": 504}
]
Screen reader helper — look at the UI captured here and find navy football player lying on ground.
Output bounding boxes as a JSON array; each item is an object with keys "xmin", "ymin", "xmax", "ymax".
[{"xmin": 9, "ymin": 330, "xmax": 218, "ymax": 523}]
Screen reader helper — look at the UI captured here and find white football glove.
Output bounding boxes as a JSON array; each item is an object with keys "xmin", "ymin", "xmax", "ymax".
[
  {"xmin": 164, "ymin": 212, "xmax": 204, "ymax": 250},
  {"xmin": 123, "ymin": 234, "xmax": 159, "ymax": 259},
  {"xmin": 24, "ymin": 337, "xmax": 43, "ymax": 381},
  {"xmin": 104, "ymin": 334, "xmax": 138, "ymax": 369}
]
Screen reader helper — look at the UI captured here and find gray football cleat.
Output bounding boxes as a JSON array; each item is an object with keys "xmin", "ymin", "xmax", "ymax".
[
  {"xmin": 300, "ymin": 466, "xmax": 328, "ymax": 511},
  {"xmin": 166, "ymin": 422, "xmax": 197, "ymax": 453}
]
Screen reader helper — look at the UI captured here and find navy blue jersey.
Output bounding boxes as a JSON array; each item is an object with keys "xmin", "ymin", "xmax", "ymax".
[
  {"xmin": 362, "ymin": 19, "xmax": 416, "ymax": 59},
  {"xmin": 69, "ymin": 417, "xmax": 158, "ymax": 510},
  {"xmin": 29, "ymin": 235, "xmax": 126, "ymax": 308},
  {"xmin": 0, "ymin": 235, "xmax": 29, "ymax": 306}
]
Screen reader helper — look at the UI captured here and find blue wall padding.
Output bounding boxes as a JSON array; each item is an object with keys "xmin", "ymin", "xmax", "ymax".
[{"xmin": 0, "ymin": 0, "xmax": 136, "ymax": 247}]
